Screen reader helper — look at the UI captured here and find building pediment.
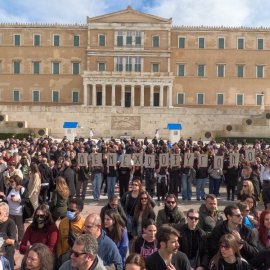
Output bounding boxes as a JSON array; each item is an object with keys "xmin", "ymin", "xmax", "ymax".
[{"xmin": 87, "ymin": 6, "xmax": 171, "ymax": 24}]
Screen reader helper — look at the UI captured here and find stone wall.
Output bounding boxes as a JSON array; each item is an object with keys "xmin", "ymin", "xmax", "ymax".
[{"xmin": 0, "ymin": 105, "xmax": 268, "ymax": 140}]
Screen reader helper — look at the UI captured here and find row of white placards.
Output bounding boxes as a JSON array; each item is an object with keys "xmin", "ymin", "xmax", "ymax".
[{"xmin": 77, "ymin": 149, "xmax": 255, "ymax": 169}]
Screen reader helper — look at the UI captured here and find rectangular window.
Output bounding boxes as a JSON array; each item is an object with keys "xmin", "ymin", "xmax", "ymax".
[
  {"xmin": 178, "ymin": 64, "xmax": 185, "ymax": 76},
  {"xmin": 13, "ymin": 90, "xmax": 20, "ymax": 102},
  {"xmin": 33, "ymin": 61, "xmax": 40, "ymax": 74},
  {"xmin": 72, "ymin": 91, "xmax": 79, "ymax": 103},
  {"xmin": 14, "ymin": 34, "xmax": 20, "ymax": 46},
  {"xmin": 98, "ymin": 62, "xmax": 105, "ymax": 71},
  {"xmin": 198, "ymin": 37, "xmax": 205, "ymax": 48},
  {"xmin": 217, "ymin": 64, "xmax": 225, "ymax": 77},
  {"xmin": 153, "ymin": 93, "xmax": 159, "ymax": 107},
  {"xmin": 72, "ymin": 62, "xmax": 80, "ymax": 75},
  {"xmin": 99, "ymin": 34, "xmax": 105, "ymax": 46},
  {"xmin": 256, "ymin": 94, "xmax": 263, "ymax": 105},
  {"xmin": 33, "ymin": 34, "xmax": 40, "ymax": 46},
  {"xmin": 52, "ymin": 62, "xmax": 60, "ymax": 74},
  {"xmin": 218, "ymin": 37, "xmax": 225, "ymax": 49},
  {"xmin": 117, "ymin": 32, "xmax": 123, "ymax": 47},
  {"xmin": 126, "ymin": 32, "xmax": 132, "ymax": 46},
  {"xmin": 73, "ymin": 35, "xmax": 80, "ymax": 47},
  {"xmin": 152, "ymin": 36, "xmax": 160, "ymax": 48},
  {"xmin": 135, "ymin": 57, "xmax": 141, "ymax": 72},
  {"xmin": 116, "ymin": 57, "xmax": 123, "ymax": 72},
  {"xmin": 237, "ymin": 65, "xmax": 244, "ymax": 78},
  {"xmin": 197, "ymin": 93, "xmax": 204, "ymax": 105},
  {"xmin": 257, "ymin": 38, "xmax": 264, "ymax": 50},
  {"xmin": 33, "ymin": 90, "xmax": 40, "ymax": 102},
  {"xmin": 13, "ymin": 61, "xmax": 20, "ymax": 74},
  {"xmin": 236, "ymin": 94, "xmax": 244, "ymax": 105},
  {"xmin": 237, "ymin": 38, "xmax": 244, "ymax": 49},
  {"xmin": 177, "ymin": 93, "xmax": 184, "ymax": 105},
  {"xmin": 178, "ymin": 37, "xmax": 185, "ymax": 48},
  {"xmin": 152, "ymin": 63, "xmax": 159, "ymax": 73},
  {"xmin": 53, "ymin": 35, "xmax": 60, "ymax": 46},
  {"xmin": 135, "ymin": 32, "xmax": 141, "ymax": 46},
  {"xmin": 217, "ymin": 93, "xmax": 224, "ymax": 105},
  {"xmin": 197, "ymin": 64, "xmax": 205, "ymax": 77},
  {"xmin": 256, "ymin": 65, "xmax": 264, "ymax": 78},
  {"xmin": 126, "ymin": 57, "xmax": 132, "ymax": 72},
  {"xmin": 52, "ymin": 91, "xmax": 59, "ymax": 102}
]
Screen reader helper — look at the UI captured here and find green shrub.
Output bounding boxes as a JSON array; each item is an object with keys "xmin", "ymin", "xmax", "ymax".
[
  {"xmin": 215, "ymin": 136, "xmax": 270, "ymax": 144},
  {"xmin": 0, "ymin": 133, "xmax": 34, "ymax": 140}
]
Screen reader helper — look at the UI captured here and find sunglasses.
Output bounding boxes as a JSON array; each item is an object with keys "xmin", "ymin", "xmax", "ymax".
[
  {"xmin": 188, "ymin": 216, "xmax": 199, "ymax": 221},
  {"xmin": 67, "ymin": 208, "xmax": 77, "ymax": 212},
  {"xmin": 36, "ymin": 214, "xmax": 45, "ymax": 218},
  {"xmin": 243, "ymin": 185, "xmax": 248, "ymax": 187},
  {"xmin": 71, "ymin": 250, "xmax": 87, "ymax": 258},
  {"xmin": 141, "ymin": 197, "xmax": 148, "ymax": 200},
  {"xmin": 232, "ymin": 214, "xmax": 242, "ymax": 218},
  {"xmin": 220, "ymin": 244, "xmax": 230, "ymax": 250},
  {"xmin": 166, "ymin": 201, "xmax": 176, "ymax": 204}
]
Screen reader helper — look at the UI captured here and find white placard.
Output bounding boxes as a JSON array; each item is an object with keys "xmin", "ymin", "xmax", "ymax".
[
  {"xmin": 120, "ymin": 154, "xmax": 131, "ymax": 167},
  {"xmin": 214, "ymin": 156, "xmax": 224, "ymax": 169},
  {"xmin": 230, "ymin": 153, "xmax": 239, "ymax": 166},
  {"xmin": 77, "ymin": 153, "xmax": 88, "ymax": 166},
  {"xmin": 184, "ymin": 153, "xmax": 194, "ymax": 167},
  {"xmin": 245, "ymin": 149, "xmax": 255, "ymax": 162},
  {"xmin": 107, "ymin": 153, "xmax": 117, "ymax": 167},
  {"xmin": 198, "ymin": 154, "xmax": 208, "ymax": 167},
  {"xmin": 170, "ymin": 154, "xmax": 181, "ymax": 167},
  {"xmin": 133, "ymin": 153, "xmax": 143, "ymax": 166},
  {"xmin": 159, "ymin": 154, "xmax": 169, "ymax": 167},
  {"xmin": 144, "ymin": 154, "xmax": 156, "ymax": 168},
  {"xmin": 90, "ymin": 153, "xmax": 102, "ymax": 167}
]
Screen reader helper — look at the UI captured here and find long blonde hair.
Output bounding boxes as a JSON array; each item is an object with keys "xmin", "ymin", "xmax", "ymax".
[{"xmin": 55, "ymin": 176, "xmax": 69, "ymax": 199}]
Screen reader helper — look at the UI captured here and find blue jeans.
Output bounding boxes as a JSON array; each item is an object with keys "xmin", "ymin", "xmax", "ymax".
[
  {"xmin": 107, "ymin": 176, "xmax": 116, "ymax": 199},
  {"xmin": 181, "ymin": 174, "xmax": 192, "ymax": 200},
  {"xmin": 92, "ymin": 173, "xmax": 102, "ymax": 200},
  {"xmin": 196, "ymin": 178, "xmax": 207, "ymax": 200},
  {"xmin": 209, "ymin": 177, "xmax": 221, "ymax": 196}
]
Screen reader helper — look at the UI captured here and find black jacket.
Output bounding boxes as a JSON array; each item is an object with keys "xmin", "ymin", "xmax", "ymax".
[
  {"xmin": 209, "ymin": 256, "xmax": 252, "ymax": 270},
  {"xmin": 178, "ymin": 224, "xmax": 209, "ymax": 269},
  {"xmin": 209, "ymin": 221, "xmax": 258, "ymax": 261}
]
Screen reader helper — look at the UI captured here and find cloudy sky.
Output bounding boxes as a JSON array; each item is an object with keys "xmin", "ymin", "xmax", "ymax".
[{"xmin": 0, "ymin": 0, "xmax": 269, "ymax": 27}]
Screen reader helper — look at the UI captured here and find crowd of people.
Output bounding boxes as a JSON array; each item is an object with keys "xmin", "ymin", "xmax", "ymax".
[{"xmin": 0, "ymin": 135, "xmax": 269, "ymax": 269}]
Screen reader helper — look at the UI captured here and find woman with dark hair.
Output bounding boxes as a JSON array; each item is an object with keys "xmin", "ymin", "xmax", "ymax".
[
  {"xmin": 257, "ymin": 209, "xmax": 270, "ymax": 251},
  {"xmin": 240, "ymin": 195, "xmax": 260, "ymax": 228},
  {"xmin": 125, "ymin": 253, "xmax": 146, "ymax": 270},
  {"xmin": 28, "ymin": 162, "xmax": 41, "ymax": 211},
  {"xmin": 19, "ymin": 204, "xmax": 59, "ymax": 254},
  {"xmin": 133, "ymin": 191, "xmax": 156, "ymax": 237},
  {"xmin": 50, "ymin": 176, "xmax": 69, "ymax": 221},
  {"xmin": 209, "ymin": 233, "xmax": 251, "ymax": 270},
  {"xmin": 103, "ymin": 209, "xmax": 128, "ymax": 264},
  {"xmin": 21, "ymin": 243, "xmax": 54, "ymax": 270},
  {"xmin": 133, "ymin": 219, "xmax": 157, "ymax": 258}
]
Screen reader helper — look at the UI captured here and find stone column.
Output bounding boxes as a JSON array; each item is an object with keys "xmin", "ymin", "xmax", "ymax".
[
  {"xmin": 112, "ymin": 84, "xmax": 115, "ymax": 106},
  {"xmin": 150, "ymin": 84, "xmax": 154, "ymax": 107},
  {"xmin": 83, "ymin": 83, "xmax": 88, "ymax": 106},
  {"xmin": 131, "ymin": 84, "xmax": 135, "ymax": 107},
  {"xmin": 140, "ymin": 85, "xmax": 144, "ymax": 107},
  {"xmin": 92, "ymin": 84, "xmax": 96, "ymax": 106},
  {"xmin": 168, "ymin": 84, "xmax": 173, "ymax": 107},
  {"xmin": 159, "ymin": 85, "xmax": 163, "ymax": 107},
  {"xmin": 121, "ymin": 84, "xmax": 125, "ymax": 107},
  {"xmin": 102, "ymin": 84, "xmax": 106, "ymax": 106}
]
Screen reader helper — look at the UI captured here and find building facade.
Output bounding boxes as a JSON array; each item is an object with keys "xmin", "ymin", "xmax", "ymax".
[{"xmin": 0, "ymin": 6, "xmax": 269, "ymax": 139}]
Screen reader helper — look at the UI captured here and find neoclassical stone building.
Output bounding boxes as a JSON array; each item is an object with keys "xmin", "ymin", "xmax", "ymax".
[{"xmin": 0, "ymin": 6, "xmax": 270, "ymax": 139}]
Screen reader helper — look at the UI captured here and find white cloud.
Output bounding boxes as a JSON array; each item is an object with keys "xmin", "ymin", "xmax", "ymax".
[{"xmin": 1, "ymin": 0, "xmax": 270, "ymax": 27}]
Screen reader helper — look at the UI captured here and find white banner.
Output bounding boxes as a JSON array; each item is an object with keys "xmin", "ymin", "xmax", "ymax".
[
  {"xmin": 107, "ymin": 153, "xmax": 117, "ymax": 167},
  {"xmin": 184, "ymin": 153, "xmax": 194, "ymax": 167},
  {"xmin": 159, "ymin": 154, "xmax": 169, "ymax": 167},
  {"xmin": 77, "ymin": 153, "xmax": 88, "ymax": 166},
  {"xmin": 90, "ymin": 153, "xmax": 102, "ymax": 166},
  {"xmin": 230, "ymin": 153, "xmax": 239, "ymax": 166},
  {"xmin": 245, "ymin": 149, "xmax": 255, "ymax": 162},
  {"xmin": 198, "ymin": 154, "xmax": 208, "ymax": 167},
  {"xmin": 120, "ymin": 154, "xmax": 131, "ymax": 167},
  {"xmin": 214, "ymin": 156, "xmax": 224, "ymax": 169},
  {"xmin": 170, "ymin": 154, "xmax": 181, "ymax": 167},
  {"xmin": 144, "ymin": 154, "xmax": 156, "ymax": 168},
  {"xmin": 133, "ymin": 153, "xmax": 143, "ymax": 166}
]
